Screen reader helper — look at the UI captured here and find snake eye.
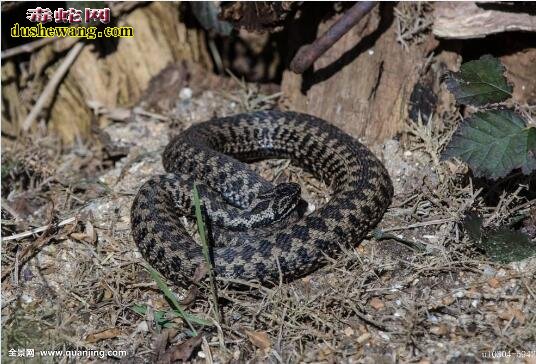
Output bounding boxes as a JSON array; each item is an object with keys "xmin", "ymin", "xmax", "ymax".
[
  {"xmin": 274, "ymin": 183, "xmax": 301, "ymax": 198},
  {"xmin": 271, "ymin": 183, "xmax": 301, "ymax": 220}
]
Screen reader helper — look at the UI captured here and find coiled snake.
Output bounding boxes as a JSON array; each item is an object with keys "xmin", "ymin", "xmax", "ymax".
[{"xmin": 131, "ymin": 111, "xmax": 393, "ymax": 285}]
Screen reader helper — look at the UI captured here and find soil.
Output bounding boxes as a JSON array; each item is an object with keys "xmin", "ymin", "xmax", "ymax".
[{"xmin": 2, "ymin": 77, "xmax": 535, "ymax": 363}]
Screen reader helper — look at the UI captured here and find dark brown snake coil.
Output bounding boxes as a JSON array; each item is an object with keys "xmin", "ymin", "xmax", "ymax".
[{"xmin": 131, "ymin": 111, "xmax": 393, "ymax": 285}]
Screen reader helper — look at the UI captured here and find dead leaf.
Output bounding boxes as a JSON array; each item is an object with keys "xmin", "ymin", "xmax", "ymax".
[
  {"xmin": 70, "ymin": 232, "xmax": 87, "ymax": 241},
  {"xmin": 180, "ymin": 286, "xmax": 199, "ymax": 307},
  {"xmin": 192, "ymin": 263, "xmax": 209, "ymax": 283},
  {"xmin": 245, "ymin": 330, "xmax": 271, "ymax": 350},
  {"xmin": 356, "ymin": 332, "xmax": 371, "ymax": 344},
  {"xmin": 487, "ymin": 277, "xmax": 501, "ymax": 288},
  {"xmin": 85, "ymin": 328, "xmax": 121, "ymax": 343},
  {"xmin": 369, "ymin": 297, "xmax": 385, "ymax": 310},
  {"xmin": 343, "ymin": 326, "xmax": 355, "ymax": 337},
  {"xmin": 70, "ymin": 221, "xmax": 96, "ymax": 243},
  {"xmin": 442, "ymin": 295, "xmax": 455, "ymax": 306},
  {"xmin": 158, "ymin": 335, "xmax": 203, "ymax": 363},
  {"xmin": 85, "ymin": 221, "xmax": 96, "ymax": 243},
  {"xmin": 430, "ymin": 324, "xmax": 448, "ymax": 336},
  {"xmin": 154, "ymin": 330, "xmax": 171, "ymax": 361},
  {"xmin": 511, "ymin": 307, "xmax": 526, "ymax": 324},
  {"xmin": 497, "ymin": 309, "xmax": 513, "ymax": 321}
]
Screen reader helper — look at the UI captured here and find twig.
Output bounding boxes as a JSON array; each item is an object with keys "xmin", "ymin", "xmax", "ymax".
[
  {"xmin": 1, "ymin": 216, "xmax": 78, "ymax": 281},
  {"xmin": 290, "ymin": 1, "xmax": 377, "ymax": 74},
  {"xmin": 379, "ymin": 217, "xmax": 456, "ymax": 233},
  {"xmin": 1, "ymin": 37, "xmax": 59, "ymax": 59},
  {"xmin": 371, "ymin": 229, "xmax": 428, "ymax": 252},
  {"xmin": 21, "ymin": 41, "xmax": 84, "ymax": 132},
  {"xmin": 1, "ymin": 216, "xmax": 77, "ymax": 242}
]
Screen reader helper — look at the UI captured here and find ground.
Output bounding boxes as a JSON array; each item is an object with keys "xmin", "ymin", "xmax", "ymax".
[{"xmin": 1, "ymin": 79, "xmax": 535, "ymax": 363}]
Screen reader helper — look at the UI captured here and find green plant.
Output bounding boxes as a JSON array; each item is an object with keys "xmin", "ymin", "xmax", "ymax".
[
  {"xmin": 443, "ymin": 55, "xmax": 536, "ymax": 263},
  {"xmin": 442, "ymin": 55, "xmax": 536, "ymax": 179},
  {"xmin": 132, "ymin": 266, "xmax": 212, "ymax": 334}
]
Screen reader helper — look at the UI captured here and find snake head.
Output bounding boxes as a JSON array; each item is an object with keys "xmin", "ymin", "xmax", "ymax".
[{"xmin": 255, "ymin": 182, "xmax": 302, "ymax": 222}]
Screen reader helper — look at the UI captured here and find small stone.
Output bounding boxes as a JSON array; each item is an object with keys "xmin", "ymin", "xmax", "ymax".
[
  {"xmin": 136, "ymin": 321, "xmax": 149, "ymax": 332},
  {"xmin": 21, "ymin": 294, "xmax": 33, "ymax": 304},
  {"xmin": 179, "ymin": 87, "xmax": 192, "ymax": 100},
  {"xmin": 482, "ymin": 265, "xmax": 496, "ymax": 277},
  {"xmin": 369, "ymin": 297, "xmax": 385, "ymax": 310}
]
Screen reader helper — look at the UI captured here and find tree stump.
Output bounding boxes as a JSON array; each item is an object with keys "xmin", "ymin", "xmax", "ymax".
[
  {"xmin": 281, "ymin": 4, "xmax": 439, "ymax": 142},
  {"xmin": 2, "ymin": 2, "xmax": 212, "ymax": 144}
]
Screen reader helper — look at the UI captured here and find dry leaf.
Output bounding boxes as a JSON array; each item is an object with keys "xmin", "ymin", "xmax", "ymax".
[
  {"xmin": 442, "ymin": 295, "xmax": 455, "ymax": 306},
  {"xmin": 497, "ymin": 309, "xmax": 513, "ymax": 321},
  {"xmin": 70, "ymin": 221, "xmax": 96, "ymax": 243},
  {"xmin": 85, "ymin": 221, "xmax": 96, "ymax": 243},
  {"xmin": 487, "ymin": 277, "xmax": 501, "ymax": 288},
  {"xmin": 430, "ymin": 324, "xmax": 448, "ymax": 336},
  {"xmin": 369, "ymin": 297, "xmax": 385, "ymax": 310},
  {"xmin": 511, "ymin": 307, "xmax": 526, "ymax": 324},
  {"xmin": 158, "ymin": 335, "xmax": 203, "ymax": 363},
  {"xmin": 192, "ymin": 263, "xmax": 209, "ymax": 283},
  {"xmin": 245, "ymin": 330, "xmax": 271, "ymax": 350},
  {"xmin": 70, "ymin": 232, "xmax": 87, "ymax": 241},
  {"xmin": 85, "ymin": 328, "xmax": 121, "ymax": 343},
  {"xmin": 356, "ymin": 332, "xmax": 371, "ymax": 344}
]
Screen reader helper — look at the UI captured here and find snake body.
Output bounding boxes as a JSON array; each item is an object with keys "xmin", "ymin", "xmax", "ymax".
[{"xmin": 131, "ymin": 111, "xmax": 393, "ymax": 285}]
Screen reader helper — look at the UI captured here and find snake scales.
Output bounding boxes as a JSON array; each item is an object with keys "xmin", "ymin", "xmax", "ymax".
[{"xmin": 131, "ymin": 111, "xmax": 393, "ymax": 285}]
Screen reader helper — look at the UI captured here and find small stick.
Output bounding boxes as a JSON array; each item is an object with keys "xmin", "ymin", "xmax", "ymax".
[
  {"xmin": 21, "ymin": 41, "xmax": 84, "ymax": 132},
  {"xmin": 290, "ymin": 1, "xmax": 377, "ymax": 74},
  {"xmin": 1, "ymin": 216, "xmax": 76, "ymax": 242},
  {"xmin": 1, "ymin": 216, "xmax": 78, "ymax": 281},
  {"xmin": 1, "ymin": 37, "xmax": 59, "ymax": 59}
]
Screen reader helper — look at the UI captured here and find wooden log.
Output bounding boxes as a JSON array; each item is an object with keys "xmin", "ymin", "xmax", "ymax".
[
  {"xmin": 281, "ymin": 4, "xmax": 438, "ymax": 142},
  {"xmin": 433, "ymin": 2, "xmax": 536, "ymax": 39},
  {"xmin": 2, "ymin": 2, "xmax": 212, "ymax": 144}
]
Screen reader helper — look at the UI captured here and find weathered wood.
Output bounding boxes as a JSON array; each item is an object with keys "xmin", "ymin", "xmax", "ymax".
[
  {"xmin": 502, "ymin": 48, "xmax": 536, "ymax": 105},
  {"xmin": 433, "ymin": 2, "xmax": 536, "ymax": 39},
  {"xmin": 281, "ymin": 4, "xmax": 438, "ymax": 142},
  {"xmin": 2, "ymin": 2, "xmax": 212, "ymax": 144}
]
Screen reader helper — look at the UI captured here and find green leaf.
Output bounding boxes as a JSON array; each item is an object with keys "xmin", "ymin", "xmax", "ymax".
[
  {"xmin": 146, "ymin": 266, "xmax": 213, "ymax": 330},
  {"xmin": 463, "ymin": 215, "xmax": 536, "ymax": 263},
  {"xmin": 193, "ymin": 185, "xmax": 210, "ymax": 264},
  {"xmin": 131, "ymin": 304, "xmax": 176, "ymax": 329},
  {"xmin": 462, "ymin": 214, "xmax": 483, "ymax": 242},
  {"xmin": 444, "ymin": 55, "xmax": 512, "ymax": 106},
  {"xmin": 131, "ymin": 304, "xmax": 148, "ymax": 316},
  {"xmin": 483, "ymin": 228, "xmax": 536, "ymax": 263},
  {"xmin": 443, "ymin": 109, "xmax": 536, "ymax": 179}
]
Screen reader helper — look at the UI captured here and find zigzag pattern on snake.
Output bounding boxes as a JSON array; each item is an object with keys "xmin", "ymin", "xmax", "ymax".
[{"xmin": 131, "ymin": 111, "xmax": 393, "ymax": 285}]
